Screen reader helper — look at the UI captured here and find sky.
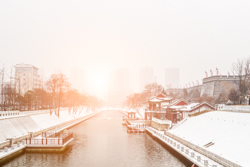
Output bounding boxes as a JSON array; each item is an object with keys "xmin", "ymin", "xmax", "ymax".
[{"xmin": 1, "ymin": 0, "xmax": 250, "ymax": 98}]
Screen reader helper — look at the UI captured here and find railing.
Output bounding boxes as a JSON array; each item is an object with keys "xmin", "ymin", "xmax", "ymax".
[
  {"xmin": 62, "ymin": 133, "xmax": 73, "ymax": 144},
  {"xmin": 26, "ymin": 132, "xmax": 73, "ymax": 146},
  {"xmin": 0, "ymin": 111, "xmax": 20, "ymax": 117},
  {"xmin": 127, "ymin": 124, "xmax": 146, "ymax": 129},
  {"xmin": 217, "ymin": 104, "xmax": 250, "ymax": 113},
  {"xmin": 164, "ymin": 131, "xmax": 240, "ymax": 167},
  {"xmin": 146, "ymin": 127, "xmax": 222, "ymax": 167},
  {"xmin": 152, "ymin": 117, "xmax": 172, "ymax": 125}
]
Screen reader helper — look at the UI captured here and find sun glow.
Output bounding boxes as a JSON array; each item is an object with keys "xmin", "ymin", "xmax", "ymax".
[
  {"xmin": 92, "ymin": 74, "xmax": 107, "ymax": 89},
  {"xmin": 87, "ymin": 72, "xmax": 108, "ymax": 98}
]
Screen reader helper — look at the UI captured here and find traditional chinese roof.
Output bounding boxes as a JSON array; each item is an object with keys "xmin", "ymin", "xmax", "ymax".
[
  {"xmin": 162, "ymin": 97, "xmax": 173, "ymax": 101},
  {"xmin": 126, "ymin": 108, "xmax": 136, "ymax": 113},
  {"xmin": 179, "ymin": 102, "xmax": 214, "ymax": 112},
  {"xmin": 156, "ymin": 92, "xmax": 167, "ymax": 98},
  {"xmin": 170, "ymin": 99, "xmax": 189, "ymax": 106},
  {"xmin": 149, "ymin": 98, "xmax": 163, "ymax": 103}
]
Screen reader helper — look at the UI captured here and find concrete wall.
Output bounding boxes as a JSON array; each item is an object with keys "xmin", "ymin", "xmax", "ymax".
[{"xmin": 166, "ymin": 75, "xmax": 240, "ymax": 98}]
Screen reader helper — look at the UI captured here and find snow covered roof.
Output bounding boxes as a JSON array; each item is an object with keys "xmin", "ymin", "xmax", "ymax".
[
  {"xmin": 148, "ymin": 93, "xmax": 173, "ymax": 101},
  {"xmin": 14, "ymin": 63, "xmax": 38, "ymax": 69},
  {"xmin": 156, "ymin": 92, "xmax": 167, "ymax": 98},
  {"xmin": 180, "ymin": 102, "xmax": 214, "ymax": 112},
  {"xmin": 149, "ymin": 98, "xmax": 163, "ymax": 102},
  {"xmin": 162, "ymin": 97, "xmax": 173, "ymax": 101},
  {"xmin": 179, "ymin": 103, "xmax": 199, "ymax": 111},
  {"xmin": 127, "ymin": 108, "xmax": 136, "ymax": 113},
  {"xmin": 170, "ymin": 99, "xmax": 189, "ymax": 106}
]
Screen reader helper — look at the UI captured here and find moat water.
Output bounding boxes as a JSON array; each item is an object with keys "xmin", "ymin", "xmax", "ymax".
[{"xmin": 3, "ymin": 110, "xmax": 187, "ymax": 167}]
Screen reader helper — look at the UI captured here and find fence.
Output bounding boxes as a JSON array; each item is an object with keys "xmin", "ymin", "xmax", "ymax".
[
  {"xmin": 26, "ymin": 132, "xmax": 73, "ymax": 146},
  {"xmin": 217, "ymin": 104, "xmax": 250, "ymax": 113},
  {"xmin": 127, "ymin": 124, "xmax": 146, "ymax": 129},
  {"xmin": 0, "ymin": 111, "xmax": 20, "ymax": 117},
  {"xmin": 159, "ymin": 129, "xmax": 240, "ymax": 167}
]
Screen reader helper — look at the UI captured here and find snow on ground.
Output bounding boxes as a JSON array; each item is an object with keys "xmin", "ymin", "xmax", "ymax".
[
  {"xmin": 0, "ymin": 107, "xmax": 96, "ymax": 143},
  {"xmin": 168, "ymin": 111, "xmax": 250, "ymax": 166}
]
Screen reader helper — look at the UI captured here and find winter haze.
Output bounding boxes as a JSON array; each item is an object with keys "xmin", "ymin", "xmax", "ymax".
[{"xmin": 1, "ymin": 0, "xmax": 250, "ymax": 99}]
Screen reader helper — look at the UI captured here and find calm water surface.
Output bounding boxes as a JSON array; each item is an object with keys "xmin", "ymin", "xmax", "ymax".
[{"xmin": 3, "ymin": 110, "xmax": 186, "ymax": 167}]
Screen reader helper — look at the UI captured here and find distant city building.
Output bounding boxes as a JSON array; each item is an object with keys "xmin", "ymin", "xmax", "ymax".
[
  {"xmin": 165, "ymin": 68, "xmax": 180, "ymax": 88},
  {"xmin": 70, "ymin": 67, "xmax": 86, "ymax": 93},
  {"xmin": 140, "ymin": 67, "xmax": 157, "ymax": 91},
  {"xmin": 107, "ymin": 68, "xmax": 130, "ymax": 106},
  {"xmin": 14, "ymin": 63, "xmax": 42, "ymax": 95}
]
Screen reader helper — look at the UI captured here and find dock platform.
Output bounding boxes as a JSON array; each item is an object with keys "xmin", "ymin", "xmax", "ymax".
[{"xmin": 25, "ymin": 132, "xmax": 73, "ymax": 152}]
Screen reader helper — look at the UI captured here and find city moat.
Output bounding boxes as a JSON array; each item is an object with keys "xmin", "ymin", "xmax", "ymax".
[{"xmin": 3, "ymin": 111, "xmax": 187, "ymax": 167}]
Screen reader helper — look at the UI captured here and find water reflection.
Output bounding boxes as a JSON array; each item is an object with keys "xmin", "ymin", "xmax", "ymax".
[{"xmin": 3, "ymin": 111, "xmax": 186, "ymax": 167}]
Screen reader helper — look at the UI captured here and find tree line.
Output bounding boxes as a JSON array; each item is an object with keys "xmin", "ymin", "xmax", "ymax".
[{"xmin": 0, "ymin": 70, "xmax": 103, "ymax": 115}]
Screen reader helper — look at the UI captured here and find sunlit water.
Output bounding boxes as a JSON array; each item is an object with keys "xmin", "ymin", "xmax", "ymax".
[{"xmin": 3, "ymin": 110, "xmax": 187, "ymax": 167}]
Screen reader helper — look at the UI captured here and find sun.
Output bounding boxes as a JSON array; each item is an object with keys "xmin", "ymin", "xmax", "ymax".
[
  {"xmin": 91, "ymin": 73, "xmax": 108, "ymax": 91},
  {"xmin": 86, "ymin": 70, "xmax": 109, "ymax": 98},
  {"xmin": 93, "ymin": 75, "xmax": 105, "ymax": 87}
]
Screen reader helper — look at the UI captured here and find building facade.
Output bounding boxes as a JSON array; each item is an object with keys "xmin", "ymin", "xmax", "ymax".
[{"xmin": 14, "ymin": 63, "xmax": 42, "ymax": 95}]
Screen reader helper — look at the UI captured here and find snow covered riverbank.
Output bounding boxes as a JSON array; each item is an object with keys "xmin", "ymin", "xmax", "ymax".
[
  {"xmin": 0, "ymin": 107, "xmax": 108, "ymax": 147},
  {"xmin": 168, "ymin": 111, "xmax": 250, "ymax": 166}
]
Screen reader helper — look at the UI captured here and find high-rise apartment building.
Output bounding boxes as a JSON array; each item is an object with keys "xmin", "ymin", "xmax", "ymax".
[
  {"xmin": 165, "ymin": 68, "xmax": 180, "ymax": 88},
  {"xmin": 107, "ymin": 68, "xmax": 130, "ymax": 106},
  {"xmin": 14, "ymin": 63, "xmax": 42, "ymax": 95},
  {"xmin": 140, "ymin": 67, "xmax": 157, "ymax": 91}
]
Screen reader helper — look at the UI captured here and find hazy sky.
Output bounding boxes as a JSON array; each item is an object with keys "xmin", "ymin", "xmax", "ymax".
[{"xmin": 1, "ymin": 1, "xmax": 250, "ymax": 97}]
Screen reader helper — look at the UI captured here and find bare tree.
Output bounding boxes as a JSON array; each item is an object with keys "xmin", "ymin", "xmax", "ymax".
[
  {"xmin": 228, "ymin": 88, "xmax": 240, "ymax": 104},
  {"xmin": 142, "ymin": 83, "xmax": 164, "ymax": 98},
  {"xmin": 24, "ymin": 90, "xmax": 36, "ymax": 110},
  {"xmin": 232, "ymin": 57, "xmax": 250, "ymax": 96},
  {"xmin": 34, "ymin": 88, "xmax": 49, "ymax": 109},
  {"xmin": 220, "ymin": 81, "xmax": 237, "ymax": 101},
  {"xmin": 125, "ymin": 82, "xmax": 165, "ymax": 113},
  {"xmin": 46, "ymin": 73, "xmax": 70, "ymax": 117}
]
